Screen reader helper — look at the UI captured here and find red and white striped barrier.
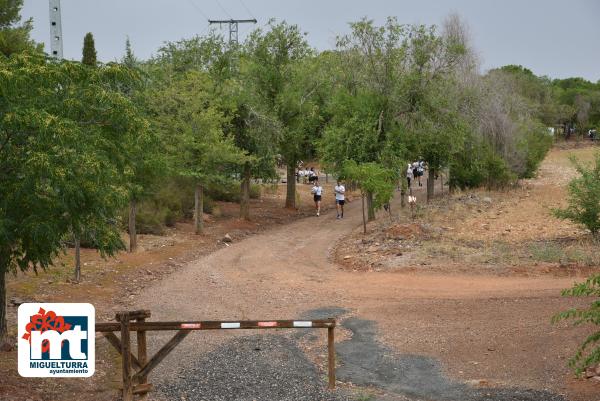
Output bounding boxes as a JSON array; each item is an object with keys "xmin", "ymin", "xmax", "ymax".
[
  {"xmin": 97, "ymin": 319, "xmax": 335, "ymax": 332},
  {"xmin": 96, "ymin": 315, "xmax": 338, "ymax": 397}
]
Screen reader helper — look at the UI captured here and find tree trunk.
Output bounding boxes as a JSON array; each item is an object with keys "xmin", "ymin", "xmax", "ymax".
[
  {"xmin": 194, "ymin": 184, "xmax": 204, "ymax": 235},
  {"xmin": 240, "ymin": 163, "xmax": 251, "ymax": 220},
  {"xmin": 285, "ymin": 162, "xmax": 296, "ymax": 209},
  {"xmin": 0, "ymin": 269, "xmax": 9, "ymax": 351},
  {"xmin": 361, "ymin": 193, "xmax": 367, "ymax": 234},
  {"xmin": 128, "ymin": 198, "xmax": 137, "ymax": 253},
  {"xmin": 366, "ymin": 191, "xmax": 375, "ymax": 222},
  {"xmin": 427, "ymin": 168, "xmax": 435, "ymax": 202},
  {"xmin": 74, "ymin": 235, "xmax": 81, "ymax": 282}
]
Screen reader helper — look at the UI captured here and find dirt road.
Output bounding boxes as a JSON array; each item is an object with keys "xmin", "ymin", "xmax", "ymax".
[{"xmin": 135, "ymin": 165, "xmax": 596, "ymax": 400}]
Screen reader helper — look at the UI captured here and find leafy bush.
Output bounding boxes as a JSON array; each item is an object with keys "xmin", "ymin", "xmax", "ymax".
[
  {"xmin": 249, "ymin": 184, "xmax": 261, "ymax": 199},
  {"xmin": 553, "ymin": 275, "xmax": 600, "ymax": 375},
  {"xmin": 202, "ymin": 195, "xmax": 215, "ymax": 214},
  {"xmin": 205, "ymin": 180, "xmax": 261, "ymax": 202},
  {"xmin": 518, "ymin": 122, "xmax": 554, "ymax": 178},
  {"xmin": 450, "ymin": 141, "xmax": 515, "ymax": 189},
  {"xmin": 553, "ymin": 154, "xmax": 600, "ymax": 235},
  {"xmin": 135, "ymin": 208, "xmax": 167, "ymax": 235},
  {"xmin": 121, "ymin": 176, "xmax": 261, "ymax": 235}
]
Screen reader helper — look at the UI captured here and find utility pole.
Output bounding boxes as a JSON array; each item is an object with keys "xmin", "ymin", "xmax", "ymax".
[
  {"xmin": 49, "ymin": 0, "xmax": 63, "ymax": 59},
  {"xmin": 208, "ymin": 19, "xmax": 257, "ymax": 45}
]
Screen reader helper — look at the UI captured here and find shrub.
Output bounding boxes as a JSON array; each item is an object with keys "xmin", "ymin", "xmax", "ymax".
[
  {"xmin": 202, "ymin": 195, "xmax": 214, "ymax": 214},
  {"xmin": 205, "ymin": 180, "xmax": 261, "ymax": 202},
  {"xmin": 206, "ymin": 180, "xmax": 241, "ymax": 202},
  {"xmin": 135, "ymin": 208, "xmax": 167, "ymax": 235},
  {"xmin": 553, "ymin": 153, "xmax": 600, "ymax": 235},
  {"xmin": 518, "ymin": 121, "xmax": 554, "ymax": 178},
  {"xmin": 450, "ymin": 141, "xmax": 515, "ymax": 189},
  {"xmin": 249, "ymin": 183, "xmax": 261, "ymax": 199},
  {"xmin": 553, "ymin": 275, "xmax": 600, "ymax": 375}
]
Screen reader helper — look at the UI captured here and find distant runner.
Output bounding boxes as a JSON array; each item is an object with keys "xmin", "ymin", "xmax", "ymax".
[
  {"xmin": 311, "ymin": 179, "xmax": 323, "ymax": 217},
  {"xmin": 334, "ymin": 180, "xmax": 345, "ymax": 219},
  {"xmin": 406, "ymin": 163, "xmax": 413, "ymax": 189}
]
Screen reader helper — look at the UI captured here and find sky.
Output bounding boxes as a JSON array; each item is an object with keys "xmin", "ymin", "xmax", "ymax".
[{"xmin": 21, "ymin": 0, "xmax": 600, "ymax": 81}]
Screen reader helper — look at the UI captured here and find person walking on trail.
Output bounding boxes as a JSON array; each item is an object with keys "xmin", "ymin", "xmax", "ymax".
[
  {"xmin": 406, "ymin": 163, "xmax": 413, "ymax": 189},
  {"xmin": 311, "ymin": 179, "xmax": 323, "ymax": 217},
  {"xmin": 412, "ymin": 161, "xmax": 420, "ymax": 187},
  {"xmin": 334, "ymin": 180, "xmax": 346, "ymax": 219}
]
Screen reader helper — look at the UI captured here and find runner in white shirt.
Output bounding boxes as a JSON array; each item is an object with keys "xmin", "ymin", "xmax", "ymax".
[
  {"xmin": 334, "ymin": 180, "xmax": 346, "ymax": 219},
  {"xmin": 311, "ymin": 179, "xmax": 323, "ymax": 217},
  {"xmin": 406, "ymin": 164, "xmax": 413, "ymax": 189}
]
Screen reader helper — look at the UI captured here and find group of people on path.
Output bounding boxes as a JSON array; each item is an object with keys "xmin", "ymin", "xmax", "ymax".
[
  {"xmin": 297, "ymin": 166, "xmax": 319, "ymax": 184},
  {"xmin": 406, "ymin": 159, "xmax": 426, "ymax": 189},
  {"xmin": 310, "ymin": 179, "xmax": 345, "ymax": 218}
]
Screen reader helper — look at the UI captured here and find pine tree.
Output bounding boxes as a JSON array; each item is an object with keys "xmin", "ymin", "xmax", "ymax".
[
  {"xmin": 82, "ymin": 32, "xmax": 97, "ymax": 66},
  {"xmin": 122, "ymin": 36, "xmax": 138, "ymax": 68}
]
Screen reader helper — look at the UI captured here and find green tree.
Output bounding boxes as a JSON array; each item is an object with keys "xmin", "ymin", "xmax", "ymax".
[
  {"xmin": 120, "ymin": 38, "xmax": 163, "ymax": 252},
  {"xmin": 82, "ymin": 32, "xmax": 97, "ymax": 66},
  {"xmin": 0, "ymin": 0, "xmax": 41, "ymax": 57},
  {"xmin": 74, "ymin": 31, "xmax": 100, "ymax": 280},
  {"xmin": 148, "ymin": 70, "xmax": 246, "ymax": 234},
  {"xmin": 0, "ymin": 54, "xmax": 146, "ymax": 348},
  {"xmin": 244, "ymin": 21, "xmax": 313, "ymax": 209},
  {"xmin": 553, "ymin": 154, "xmax": 600, "ymax": 235},
  {"xmin": 73, "ymin": 31, "xmax": 101, "ymax": 279},
  {"xmin": 320, "ymin": 18, "xmax": 409, "ymax": 219},
  {"xmin": 152, "ymin": 33, "xmax": 276, "ymax": 220},
  {"xmin": 343, "ymin": 161, "xmax": 395, "ymax": 233}
]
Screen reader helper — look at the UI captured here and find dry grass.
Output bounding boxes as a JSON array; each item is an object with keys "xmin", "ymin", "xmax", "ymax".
[{"xmin": 335, "ymin": 145, "xmax": 600, "ymax": 276}]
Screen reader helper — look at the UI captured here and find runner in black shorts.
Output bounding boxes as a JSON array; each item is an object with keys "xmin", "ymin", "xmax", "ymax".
[
  {"xmin": 334, "ymin": 180, "xmax": 346, "ymax": 219},
  {"xmin": 311, "ymin": 179, "xmax": 323, "ymax": 217}
]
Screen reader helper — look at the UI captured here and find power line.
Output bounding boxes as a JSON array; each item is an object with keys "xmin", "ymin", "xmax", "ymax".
[
  {"xmin": 186, "ymin": 0, "xmax": 210, "ymax": 21},
  {"xmin": 213, "ymin": 0, "xmax": 233, "ymax": 19},
  {"xmin": 238, "ymin": 0, "xmax": 256, "ymax": 20}
]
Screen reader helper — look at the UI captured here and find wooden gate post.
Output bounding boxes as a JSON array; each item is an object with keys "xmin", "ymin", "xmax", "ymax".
[
  {"xmin": 136, "ymin": 314, "xmax": 149, "ymax": 400},
  {"xmin": 328, "ymin": 326, "xmax": 335, "ymax": 389},
  {"xmin": 120, "ymin": 312, "xmax": 133, "ymax": 401}
]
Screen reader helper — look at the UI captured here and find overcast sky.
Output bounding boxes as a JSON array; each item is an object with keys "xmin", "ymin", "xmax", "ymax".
[{"xmin": 21, "ymin": 0, "xmax": 600, "ymax": 81}]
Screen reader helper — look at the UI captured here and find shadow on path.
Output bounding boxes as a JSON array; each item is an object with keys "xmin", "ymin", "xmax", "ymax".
[{"xmin": 337, "ymin": 318, "xmax": 568, "ymax": 401}]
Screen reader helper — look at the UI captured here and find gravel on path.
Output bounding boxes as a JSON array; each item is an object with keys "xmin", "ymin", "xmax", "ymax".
[{"xmin": 157, "ymin": 334, "xmax": 354, "ymax": 401}]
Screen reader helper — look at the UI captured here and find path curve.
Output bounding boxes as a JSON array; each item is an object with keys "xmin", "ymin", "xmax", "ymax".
[{"xmin": 135, "ymin": 190, "xmax": 586, "ymax": 400}]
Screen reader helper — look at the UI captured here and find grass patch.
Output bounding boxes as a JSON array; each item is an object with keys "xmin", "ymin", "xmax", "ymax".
[
  {"xmin": 528, "ymin": 238, "xmax": 600, "ymax": 266},
  {"xmin": 529, "ymin": 242, "xmax": 565, "ymax": 263}
]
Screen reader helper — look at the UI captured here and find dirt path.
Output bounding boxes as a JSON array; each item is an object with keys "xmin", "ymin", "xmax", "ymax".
[{"xmin": 134, "ymin": 155, "xmax": 597, "ymax": 400}]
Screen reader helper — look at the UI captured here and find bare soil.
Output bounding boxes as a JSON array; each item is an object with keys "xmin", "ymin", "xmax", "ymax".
[
  {"xmin": 0, "ymin": 182, "xmax": 334, "ymax": 401},
  {"xmin": 3, "ymin": 146, "xmax": 600, "ymax": 401}
]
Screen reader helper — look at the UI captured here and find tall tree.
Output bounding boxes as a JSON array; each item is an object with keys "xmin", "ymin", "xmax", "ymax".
[
  {"xmin": 0, "ymin": 54, "xmax": 145, "ymax": 349},
  {"xmin": 120, "ymin": 38, "xmax": 163, "ymax": 252},
  {"xmin": 82, "ymin": 32, "xmax": 97, "ymax": 66},
  {"xmin": 148, "ymin": 70, "xmax": 246, "ymax": 234},
  {"xmin": 73, "ymin": 32, "xmax": 100, "ymax": 280},
  {"xmin": 152, "ymin": 34, "xmax": 276, "ymax": 220},
  {"xmin": 244, "ymin": 21, "xmax": 313, "ymax": 209},
  {"xmin": 320, "ymin": 18, "xmax": 409, "ymax": 218},
  {"xmin": 0, "ymin": 0, "xmax": 41, "ymax": 57}
]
